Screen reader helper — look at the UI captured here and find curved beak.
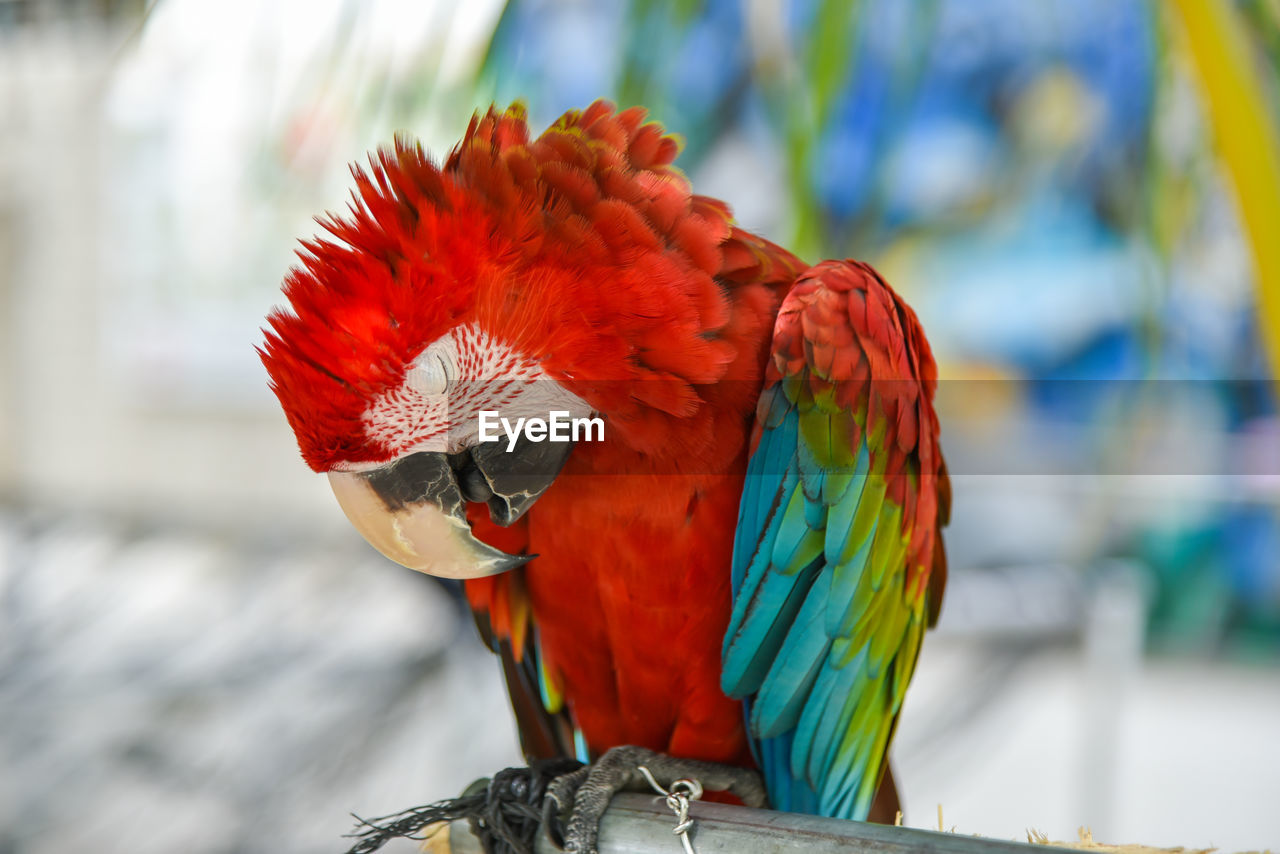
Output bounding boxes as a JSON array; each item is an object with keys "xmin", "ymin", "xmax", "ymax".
[
  {"xmin": 326, "ymin": 437, "xmax": 575, "ymax": 579},
  {"xmin": 327, "ymin": 452, "xmax": 529, "ymax": 579}
]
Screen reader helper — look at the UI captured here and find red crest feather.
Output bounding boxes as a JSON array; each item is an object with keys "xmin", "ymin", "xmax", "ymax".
[{"xmin": 261, "ymin": 100, "xmax": 803, "ymax": 471}]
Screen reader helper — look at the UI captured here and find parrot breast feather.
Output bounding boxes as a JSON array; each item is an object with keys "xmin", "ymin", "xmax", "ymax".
[
  {"xmin": 722, "ymin": 260, "xmax": 949, "ymax": 819},
  {"xmin": 445, "ymin": 102, "xmax": 807, "ymax": 761}
]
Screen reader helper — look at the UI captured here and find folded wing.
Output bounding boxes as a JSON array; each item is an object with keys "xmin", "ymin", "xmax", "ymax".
[{"xmin": 722, "ymin": 260, "xmax": 950, "ymax": 819}]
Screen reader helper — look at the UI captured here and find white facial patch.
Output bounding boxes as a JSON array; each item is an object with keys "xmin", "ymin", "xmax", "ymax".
[{"xmin": 357, "ymin": 323, "xmax": 593, "ymax": 463}]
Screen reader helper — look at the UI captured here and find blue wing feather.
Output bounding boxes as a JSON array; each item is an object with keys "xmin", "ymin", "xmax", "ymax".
[{"xmin": 751, "ymin": 570, "xmax": 833, "ymax": 738}]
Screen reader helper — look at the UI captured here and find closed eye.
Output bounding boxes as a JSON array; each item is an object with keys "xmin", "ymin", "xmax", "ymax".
[{"xmin": 406, "ymin": 351, "xmax": 451, "ymax": 396}]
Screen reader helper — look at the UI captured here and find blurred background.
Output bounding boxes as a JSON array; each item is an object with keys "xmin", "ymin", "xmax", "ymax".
[{"xmin": 1, "ymin": 0, "xmax": 1278, "ymax": 851}]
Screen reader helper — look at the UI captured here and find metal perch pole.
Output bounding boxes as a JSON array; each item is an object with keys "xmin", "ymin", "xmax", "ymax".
[{"xmin": 432, "ymin": 793, "xmax": 1082, "ymax": 854}]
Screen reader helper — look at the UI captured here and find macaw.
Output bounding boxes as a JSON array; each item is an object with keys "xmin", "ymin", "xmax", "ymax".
[{"xmin": 261, "ymin": 101, "xmax": 949, "ymax": 846}]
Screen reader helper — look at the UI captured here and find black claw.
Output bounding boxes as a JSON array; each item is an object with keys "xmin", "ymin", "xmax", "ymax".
[
  {"xmin": 542, "ymin": 795, "xmax": 568, "ymax": 851},
  {"xmin": 553, "ymin": 746, "xmax": 767, "ymax": 854}
]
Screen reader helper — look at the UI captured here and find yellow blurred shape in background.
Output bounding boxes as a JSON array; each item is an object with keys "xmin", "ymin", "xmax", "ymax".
[{"xmin": 1170, "ymin": 0, "xmax": 1280, "ymax": 386}]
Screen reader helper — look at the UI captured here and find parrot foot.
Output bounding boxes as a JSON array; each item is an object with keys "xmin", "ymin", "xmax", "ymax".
[{"xmin": 544, "ymin": 745, "xmax": 766, "ymax": 854}]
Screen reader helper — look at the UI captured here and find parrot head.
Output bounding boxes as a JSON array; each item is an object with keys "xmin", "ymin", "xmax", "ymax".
[{"xmin": 260, "ymin": 102, "xmax": 727, "ymax": 578}]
